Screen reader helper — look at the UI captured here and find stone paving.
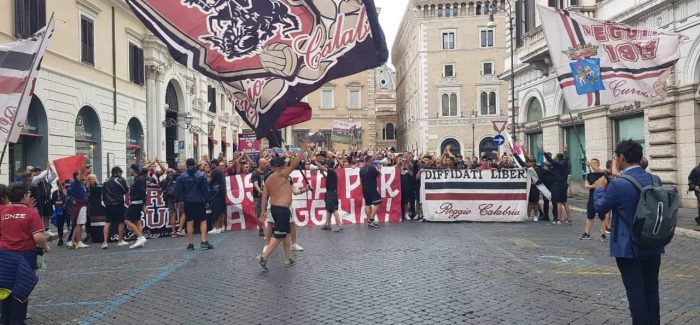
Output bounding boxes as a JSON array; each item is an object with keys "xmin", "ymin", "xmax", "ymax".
[{"xmin": 27, "ymin": 217, "xmax": 699, "ymax": 325}]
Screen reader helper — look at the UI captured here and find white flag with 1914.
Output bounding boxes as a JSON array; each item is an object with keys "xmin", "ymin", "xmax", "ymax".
[
  {"xmin": 537, "ymin": 6, "xmax": 684, "ymax": 110},
  {"xmin": 0, "ymin": 15, "xmax": 54, "ymax": 145}
]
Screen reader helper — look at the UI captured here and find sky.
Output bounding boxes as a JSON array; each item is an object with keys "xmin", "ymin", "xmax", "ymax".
[{"xmin": 375, "ymin": 0, "xmax": 411, "ymax": 67}]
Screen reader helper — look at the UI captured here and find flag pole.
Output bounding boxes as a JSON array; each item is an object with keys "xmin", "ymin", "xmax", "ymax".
[
  {"xmin": 0, "ymin": 14, "xmax": 54, "ymax": 173},
  {"xmin": 568, "ymin": 112, "xmax": 591, "ymax": 173}
]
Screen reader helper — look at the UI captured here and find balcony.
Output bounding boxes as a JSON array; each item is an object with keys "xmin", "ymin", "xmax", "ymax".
[{"xmin": 518, "ymin": 26, "xmax": 549, "ymax": 66}]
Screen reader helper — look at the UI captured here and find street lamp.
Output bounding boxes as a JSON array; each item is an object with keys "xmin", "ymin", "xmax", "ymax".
[
  {"xmin": 162, "ymin": 111, "xmax": 203, "ymax": 134},
  {"xmin": 488, "ymin": 1, "xmax": 517, "ymax": 138}
]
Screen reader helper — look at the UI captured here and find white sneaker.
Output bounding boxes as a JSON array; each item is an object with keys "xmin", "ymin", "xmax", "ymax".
[
  {"xmin": 101, "ymin": 243, "xmax": 108, "ymax": 249},
  {"xmin": 76, "ymin": 242, "xmax": 90, "ymax": 249},
  {"xmin": 45, "ymin": 230, "xmax": 57, "ymax": 237},
  {"xmin": 66, "ymin": 241, "xmax": 75, "ymax": 249},
  {"xmin": 178, "ymin": 230, "xmax": 186, "ymax": 236},
  {"xmin": 117, "ymin": 241, "xmax": 129, "ymax": 247},
  {"xmin": 130, "ymin": 237, "xmax": 147, "ymax": 249},
  {"xmin": 533, "ymin": 217, "xmax": 539, "ymax": 222},
  {"xmin": 291, "ymin": 243, "xmax": 304, "ymax": 251},
  {"xmin": 208, "ymin": 228, "xmax": 221, "ymax": 234}
]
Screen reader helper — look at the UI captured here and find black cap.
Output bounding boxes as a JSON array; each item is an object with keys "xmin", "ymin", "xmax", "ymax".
[{"xmin": 270, "ymin": 156, "xmax": 286, "ymax": 168}]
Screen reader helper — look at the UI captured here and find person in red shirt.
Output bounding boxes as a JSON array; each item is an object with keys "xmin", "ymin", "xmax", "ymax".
[{"xmin": 0, "ymin": 182, "xmax": 50, "ymax": 325}]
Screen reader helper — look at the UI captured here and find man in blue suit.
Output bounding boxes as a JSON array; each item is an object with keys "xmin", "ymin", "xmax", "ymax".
[{"xmin": 593, "ymin": 140, "xmax": 663, "ymax": 325}]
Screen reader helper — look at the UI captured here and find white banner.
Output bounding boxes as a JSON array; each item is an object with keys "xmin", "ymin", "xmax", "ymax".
[
  {"xmin": 538, "ymin": 6, "xmax": 683, "ymax": 110},
  {"xmin": 421, "ymin": 169, "xmax": 530, "ymax": 222},
  {"xmin": 0, "ymin": 15, "xmax": 54, "ymax": 144}
]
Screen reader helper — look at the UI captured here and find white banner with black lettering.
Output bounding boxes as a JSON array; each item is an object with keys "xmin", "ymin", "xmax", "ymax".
[{"xmin": 421, "ymin": 169, "xmax": 530, "ymax": 222}]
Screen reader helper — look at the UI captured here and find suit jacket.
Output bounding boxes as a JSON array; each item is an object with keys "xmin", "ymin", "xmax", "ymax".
[{"xmin": 594, "ymin": 165, "xmax": 664, "ymax": 259}]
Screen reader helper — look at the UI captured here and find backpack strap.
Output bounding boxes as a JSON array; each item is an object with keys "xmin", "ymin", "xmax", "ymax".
[{"xmin": 619, "ymin": 174, "xmax": 644, "ymax": 192}]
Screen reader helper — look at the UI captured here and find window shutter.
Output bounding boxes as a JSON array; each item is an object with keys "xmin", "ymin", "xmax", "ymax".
[
  {"xmin": 548, "ymin": 0, "xmax": 557, "ymax": 7},
  {"xmin": 489, "ymin": 92, "xmax": 497, "ymax": 115},
  {"xmin": 15, "ymin": 0, "xmax": 28, "ymax": 38},
  {"xmin": 88, "ymin": 21, "xmax": 94, "ymax": 64},
  {"xmin": 36, "ymin": 0, "xmax": 46, "ymax": 33},
  {"xmin": 81, "ymin": 18, "xmax": 86, "ymax": 62},
  {"xmin": 480, "ymin": 92, "xmax": 488, "ymax": 115},
  {"xmin": 515, "ymin": 1, "xmax": 523, "ymax": 47},
  {"xmin": 129, "ymin": 45, "xmax": 135, "ymax": 82}
]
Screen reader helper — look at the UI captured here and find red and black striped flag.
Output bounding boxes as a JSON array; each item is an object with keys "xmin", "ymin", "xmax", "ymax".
[{"xmin": 0, "ymin": 15, "xmax": 54, "ymax": 145}]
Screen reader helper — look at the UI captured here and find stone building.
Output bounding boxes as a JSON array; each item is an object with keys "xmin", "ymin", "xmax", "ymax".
[
  {"xmin": 503, "ymin": 0, "xmax": 700, "ymax": 207},
  {"xmin": 283, "ymin": 65, "xmax": 398, "ymax": 151},
  {"xmin": 393, "ymin": 0, "xmax": 510, "ymax": 158},
  {"xmin": 0, "ymin": 0, "xmax": 243, "ymax": 182}
]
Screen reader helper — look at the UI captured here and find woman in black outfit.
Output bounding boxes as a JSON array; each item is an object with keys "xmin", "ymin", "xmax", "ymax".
[
  {"xmin": 51, "ymin": 181, "xmax": 68, "ymax": 246},
  {"xmin": 86, "ymin": 174, "xmax": 106, "ymax": 245}
]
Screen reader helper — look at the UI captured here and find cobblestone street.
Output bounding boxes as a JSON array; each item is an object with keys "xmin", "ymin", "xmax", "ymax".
[{"xmin": 29, "ymin": 218, "xmax": 699, "ymax": 325}]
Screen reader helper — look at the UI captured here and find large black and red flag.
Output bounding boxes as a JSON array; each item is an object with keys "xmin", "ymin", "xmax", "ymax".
[{"xmin": 127, "ymin": 0, "xmax": 388, "ymax": 139}]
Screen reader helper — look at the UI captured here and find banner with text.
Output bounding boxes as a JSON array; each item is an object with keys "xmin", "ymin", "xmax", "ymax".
[
  {"xmin": 421, "ymin": 169, "xmax": 530, "ymax": 222},
  {"xmin": 225, "ymin": 166, "xmax": 402, "ymax": 230}
]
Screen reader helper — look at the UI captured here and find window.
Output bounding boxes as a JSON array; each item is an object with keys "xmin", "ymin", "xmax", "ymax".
[
  {"xmin": 476, "ymin": 2, "xmax": 482, "ymax": 15},
  {"xmin": 321, "ymin": 130, "xmax": 333, "ymax": 148},
  {"xmin": 80, "ymin": 15, "xmax": 95, "ymax": 65},
  {"xmin": 442, "ymin": 32, "xmax": 455, "ymax": 50},
  {"xmin": 384, "ymin": 123, "xmax": 395, "ymax": 140},
  {"xmin": 441, "ymin": 93, "xmax": 458, "ymax": 117},
  {"xmin": 443, "ymin": 64, "xmax": 455, "ymax": 78},
  {"xmin": 437, "ymin": 6, "xmax": 443, "ymax": 17},
  {"xmin": 321, "ymin": 89, "xmax": 334, "ymax": 108},
  {"xmin": 445, "ymin": 6, "xmax": 451, "ymax": 17},
  {"xmin": 526, "ymin": 98, "xmax": 543, "ymax": 122},
  {"xmin": 128, "ymin": 44, "xmax": 144, "ymax": 85},
  {"xmin": 348, "ymin": 89, "xmax": 360, "ymax": 109},
  {"xmin": 294, "ymin": 130, "xmax": 308, "ymax": 144},
  {"xmin": 480, "ymin": 29, "xmax": 494, "ymax": 48},
  {"xmin": 208, "ymin": 85, "xmax": 217, "ymax": 113},
  {"xmin": 14, "ymin": 0, "xmax": 46, "ymax": 38},
  {"xmin": 452, "ymin": 5, "xmax": 459, "ymax": 17},
  {"xmin": 482, "ymin": 62, "xmax": 493, "ymax": 75},
  {"xmin": 615, "ymin": 115, "xmax": 645, "ymax": 155},
  {"xmin": 480, "ymin": 91, "xmax": 497, "ymax": 115}
]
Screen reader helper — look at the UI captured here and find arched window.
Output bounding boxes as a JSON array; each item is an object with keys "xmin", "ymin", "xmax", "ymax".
[
  {"xmin": 165, "ymin": 82, "xmax": 179, "ymax": 112},
  {"xmin": 452, "ymin": 4, "xmax": 459, "ymax": 16},
  {"xmin": 385, "ymin": 123, "xmax": 395, "ymax": 140},
  {"xmin": 75, "ymin": 106, "xmax": 102, "ymax": 179},
  {"xmin": 480, "ymin": 91, "xmax": 497, "ymax": 115},
  {"xmin": 440, "ymin": 138, "xmax": 461, "ymax": 156},
  {"xmin": 442, "ymin": 94, "xmax": 450, "ymax": 116},
  {"xmin": 476, "ymin": 1, "xmax": 482, "ymax": 15},
  {"xmin": 526, "ymin": 98, "xmax": 543, "ymax": 122},
  {"xmin": 479, "ymin": 137, "xmax": 498, "ymax": 160},
  {"xmin": 480, "ymin": 92, "xmax": 488, "ymax": 115},
  {"xmin": 437, "ymin": 4, "xmax": 443, "ymax": 17},
  {"xmin": 488, "ymin": 92, "xmax": 496, "ymax": 114}
]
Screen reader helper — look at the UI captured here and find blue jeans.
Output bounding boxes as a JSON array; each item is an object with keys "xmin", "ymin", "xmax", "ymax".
[{"xmin": 616, "ymin": 255, "xmax": 661, "ymax": 325}]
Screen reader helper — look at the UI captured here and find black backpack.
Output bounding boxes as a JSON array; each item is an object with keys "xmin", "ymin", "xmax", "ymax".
[{"xmin": 619, "ymin": 174, "xmax": 678, "ymax": 250}]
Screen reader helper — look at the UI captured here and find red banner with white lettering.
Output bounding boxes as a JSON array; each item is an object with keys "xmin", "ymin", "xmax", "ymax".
[{"xmin": 224, "ymin": 167, "xmax": 402, "ymax": 230}]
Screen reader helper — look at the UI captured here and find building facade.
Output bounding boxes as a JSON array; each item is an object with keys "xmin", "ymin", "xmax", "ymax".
[
  {"xmin": 393, "ymin": 0, "xmax": 510, "ymax": 158},
  {"xmin": 0, "ymin": 0, "xmax": 243, "ymax": 182},
  {"xmin": 503, "ymin": 0, "xmax": 700, "ymax": 207},
  {"xmin": 283, "ymin": 64, "xmax": 398, "ymax": 151}
]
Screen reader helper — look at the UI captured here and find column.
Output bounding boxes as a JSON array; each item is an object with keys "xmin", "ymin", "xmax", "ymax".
[
  {"xmin": 145, "ymin": 65, "xmax": 159, "ymax": 160},
  {"xmin": 183, "ymin": 75, "xmax": 195, "ymax": 162},
  {"xmin": 154, "ymin": 67, "xmax": 166, "ymax": 161}
]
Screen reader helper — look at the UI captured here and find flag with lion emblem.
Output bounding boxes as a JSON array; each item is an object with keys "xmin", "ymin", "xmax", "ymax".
[{"xmin": 127, "ymin": 0, "xmax": 388, "ymax": 138}]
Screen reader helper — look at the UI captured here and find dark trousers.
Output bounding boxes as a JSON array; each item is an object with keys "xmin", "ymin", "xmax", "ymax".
[
  {"xmin": 616, "ymin": 255, "xmax": 661, "ymax": 325},
  {"xmin": 1, "ymin": 296, "xmax": 28, "ymax": 325},
  {"xmin": 56, "ymin": 212, "xmax": 67, "ymax": 240},
  {"xmin": 541, "ymin": 195, "xmax": 557, "ymax": 221}
]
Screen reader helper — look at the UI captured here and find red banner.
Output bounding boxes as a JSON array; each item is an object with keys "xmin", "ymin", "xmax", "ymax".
[{"xmin": 224, "ymin": 167, "xmax": 403, "ymax": 230}]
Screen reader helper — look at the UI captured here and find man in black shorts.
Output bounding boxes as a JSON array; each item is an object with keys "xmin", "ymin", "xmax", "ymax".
[
  {"xmin": 256, "ymin": 140, "xmax": 309, "ymax": 272},
  {"xmin": 359, "ymin": 156, "xmax": 382, "ymax": 228},
  {"xmin": 102, "ymin": 166, "xmax": 129, "ymax": 248},
  {"xmin": 175, "ymin": 158, "xmax": 214, "ymax": 251},
  {"xmin": 581, "ymin": 159, "xmax": 608, "ymax": 241},
  {"xmin": 314, "ymin": 152, "xmax": 343, "ymax": 232},
  {"xmin": 126, "ymin": 165, "xmax": 148, "ymax": 249},
  {"xmin": 251, "ymin": 158, "xmax": 270, "ymax": 237}
]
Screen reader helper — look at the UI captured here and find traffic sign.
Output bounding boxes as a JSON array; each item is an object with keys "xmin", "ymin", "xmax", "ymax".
[
  {"xmin": 493, "ymin": 134, "xmax": 505, "ymax": 146},
  {"xmin": 492, "ymin": 120, "xmax": 508, "ymax": 133}
]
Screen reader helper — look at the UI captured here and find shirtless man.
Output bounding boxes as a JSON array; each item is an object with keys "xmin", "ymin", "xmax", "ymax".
[{"xmin": 255, "ymin": 140, "xmax": 308, "ymax": 272}]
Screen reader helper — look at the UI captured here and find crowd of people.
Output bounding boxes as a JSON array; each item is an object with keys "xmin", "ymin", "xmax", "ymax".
[{"xmin": 0, "ymin": 136, "xmax": 688, "ymax": 324}]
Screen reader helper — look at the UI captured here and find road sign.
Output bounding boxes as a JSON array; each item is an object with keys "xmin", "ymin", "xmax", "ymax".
[
  {"xmin": 492, "ymin": 120, "xmax": 508, "ymax": 133},
  {"xmin": 493, "ymin": 134, "xmax": 505, "ymax": 146}
]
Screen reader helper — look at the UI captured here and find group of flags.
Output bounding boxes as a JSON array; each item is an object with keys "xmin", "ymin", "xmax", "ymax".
[{"xmin": 0, "ymin": 2, "xmax": 687, "ymax": 177}]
